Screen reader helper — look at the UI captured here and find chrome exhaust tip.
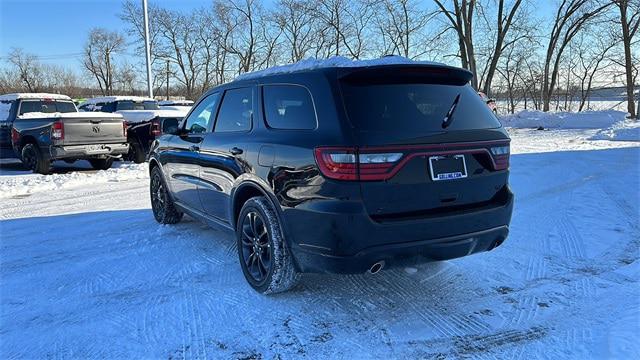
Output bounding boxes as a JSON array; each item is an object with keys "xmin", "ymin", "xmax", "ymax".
[{"xmin": 368, "ymin": 260, "xmax": 385, "ymax": 274}]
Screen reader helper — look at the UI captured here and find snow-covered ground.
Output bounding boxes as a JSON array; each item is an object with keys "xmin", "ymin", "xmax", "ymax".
[{"xmin": 1, "ymin": 111, "xmax": 639, "ymax": 358}]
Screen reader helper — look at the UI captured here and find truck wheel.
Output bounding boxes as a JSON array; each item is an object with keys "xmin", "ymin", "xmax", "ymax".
[
  {"xmin": 127, "ymin": 141, "xmax": 146, "ymax": 164},
  {"xmin": 237, "ymin": 197, "xmax": 300, "ymax": 294},
  {"xmin": 150, "ymin": 166, "xmax": 183, "ymax": 224},
  {"xmin": 21, "ymin": 143, "xmax": 51, "ymax": 175},
  {"xmin": 89, "ymin": 158, "xmax": 114, "ymax": 170}
]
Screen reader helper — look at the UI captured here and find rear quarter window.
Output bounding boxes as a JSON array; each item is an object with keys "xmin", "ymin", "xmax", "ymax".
[{"xmin": 262, "ymin": 85, "xmax": 317, "ymax": 130}]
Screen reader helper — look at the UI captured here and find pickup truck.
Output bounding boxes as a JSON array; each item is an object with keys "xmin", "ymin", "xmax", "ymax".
[
  {"xmin": 79, "ymin": 96, "xmax": 187, "ymax": 163},
  {"xmin": 0, "ymin": 93, "xmax": 128, "ymax": 174}
]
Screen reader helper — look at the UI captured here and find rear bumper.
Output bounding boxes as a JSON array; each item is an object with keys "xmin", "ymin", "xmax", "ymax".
[
  {"xmin": 284, "ymin": 187, "xmax": 514, "ymax": 274},
  {"xmin": 49, "ymin": 143, "xmax": 129, "ymax": 159}
]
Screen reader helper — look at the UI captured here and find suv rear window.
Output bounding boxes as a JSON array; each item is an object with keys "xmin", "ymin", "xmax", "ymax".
[
  {"xmin": 340, "ymin": 83, "xmax": 501, "ymax": 138},
  {"xmin": 262, "ymin": 85, "xmax": 317, "ymax": 130},
  {"xmin": 115, "ymin": 100, "xmax": 159, "ymax": 111},
  {"xmin": 19, "ymin": 100, "xmax": 77, "ymax": 115}
]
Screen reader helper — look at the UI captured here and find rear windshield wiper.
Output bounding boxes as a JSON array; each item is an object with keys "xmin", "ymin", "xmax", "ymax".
[{"xmin": 442, "ymin": 93, "xmax": 461, "ymax": 129}]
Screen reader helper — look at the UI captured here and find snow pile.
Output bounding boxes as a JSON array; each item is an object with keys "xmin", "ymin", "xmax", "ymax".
[
  {"xmin": 0, "ymin": 163, "xmax": 147, "ymax": 199},
  {"xmin": 499, "ymin": 110, "xmax": 627, "ymax": 129},
  {"xmin": 589, "ymin": 120, "xmax": 640, "ymax": 141},
  {"xmin": 17, "ymin": 111, "xmax": 123, "ymax": 119},
  {"xmin": 235, "ymin": 55, "xmax": 444, "ymax": 81}
]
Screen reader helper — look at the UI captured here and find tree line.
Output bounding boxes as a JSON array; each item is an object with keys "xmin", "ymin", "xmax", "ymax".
[{"xmin": 1, "ymin": 0, "xmax": 638, "ymax": 118}]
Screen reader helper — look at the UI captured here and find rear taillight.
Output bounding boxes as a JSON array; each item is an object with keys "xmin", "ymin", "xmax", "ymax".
[
  {"xmin": 314, "ymin": 147, "xmax": 404, "ymax": 181},
  {"xmin": 123, "ymin": 122, "xmax": 128, "ymax": 137},
  {"xmin": 51, "ymin": 121, "xmax": 64, "ymax": 140},
  {"xmin": 150, "ymin": 120, "xmax": 161, "ymax": 136},
  {"xmin": 491, "ymin": 145, "xmax": 510, "ymax": 170}
]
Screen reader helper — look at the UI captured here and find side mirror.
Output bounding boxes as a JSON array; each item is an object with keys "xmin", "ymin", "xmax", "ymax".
[{"xmin": 162, "ymin": 118, "xmax": 180, "ymax": 135}]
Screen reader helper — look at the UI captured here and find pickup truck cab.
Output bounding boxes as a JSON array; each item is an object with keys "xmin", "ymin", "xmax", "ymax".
[
  {"xmin": 0, "ymin": 93, "xmax": 128, "ymax": 174},
  {"xmin": 79, "ymin": 96, "xmax": 188, "ymax": 163}
]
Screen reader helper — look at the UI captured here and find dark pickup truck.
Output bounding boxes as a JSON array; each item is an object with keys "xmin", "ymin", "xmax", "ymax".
[
  {"xmin": 0, "ymin": 93, "xmax": 129, "ymax": 174},
  {"xmin": 78, "ymin": 96, "xmax": 187, "ymax": 163}
]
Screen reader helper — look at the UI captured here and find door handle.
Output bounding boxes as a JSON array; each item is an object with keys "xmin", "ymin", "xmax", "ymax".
[
  {"xmin": 189, "ymin": 145, "xmax": 200, "ymax": 152},
  {"xmin": 230, "ymin": 147, "xmax": 243, "ymax": 155}
]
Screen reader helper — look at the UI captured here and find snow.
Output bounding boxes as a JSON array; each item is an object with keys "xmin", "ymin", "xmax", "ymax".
[
  {"xmin": 17, "ymin": 111, "xmax": 123, "ymax": 120},
  {"xmin": 80, "ymin": 96, "xmax": 155, "ymax": 105},
  {"xmin": 159, "ymin": 100, "xmax": 194, "ymax": 106},
  {"xmin": 1, "ymin": 117, "xmax": 639, "ymax": 358},
  {"xmin": 0, "ymin": 93, "xmax": 71, "ymax": 101},
  {"xmin": 0, "ymin": 161, "xmax": 146, "ymax": 199},
  {"xmin": 235, "ymin": 55, "xmax": 445, "ymax": 81},
  {"xmin": 589, "ymin": 120, "xmax": 640, "ymax": 142},
  {"xmin": 499, "ymin": 109, "xmax": 627, "ymax": 129},
  {"xmin": 117, "ymin": 109, "xmax": 189, "ymax": 123}
]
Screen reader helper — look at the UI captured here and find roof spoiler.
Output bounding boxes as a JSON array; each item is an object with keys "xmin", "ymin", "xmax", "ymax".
[{"xmin": 337, "ymin": 65, "xmax": 473, "ymax": 86}]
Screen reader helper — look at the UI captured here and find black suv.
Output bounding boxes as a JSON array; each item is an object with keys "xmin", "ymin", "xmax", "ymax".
[{"xmin": 148, "ymin": 63, "xmax": 514, "ymax": 294}]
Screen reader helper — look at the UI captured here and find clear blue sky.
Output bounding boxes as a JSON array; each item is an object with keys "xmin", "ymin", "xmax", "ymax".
[{"xmin": 0, "ymin": 0, "xmax": 211, "ymax": 67}]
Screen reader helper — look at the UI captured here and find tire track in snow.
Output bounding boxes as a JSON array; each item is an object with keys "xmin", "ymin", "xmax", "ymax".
[{"xmin": 525, "ymin": 257, "xmax": 547, "ymax": 281}]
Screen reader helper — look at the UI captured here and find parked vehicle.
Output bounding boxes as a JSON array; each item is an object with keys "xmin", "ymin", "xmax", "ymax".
[
  {"xmin": 79, "ymin": 96, "xmax": 188, "ymax": 163},
  {"xmin": 159, "ymin": 99, "xmax": 194, "ymax": 112},
  {"xmin": 478, "ymin": 91, "xmax": 498, "ymax": 114},
  {"xmin": 0, "ymin": 93, "xmax": 128, "ymax": 174},
  {"xmin": 148, "ymin": 63, "xmax": 514, "ymax": 294}
]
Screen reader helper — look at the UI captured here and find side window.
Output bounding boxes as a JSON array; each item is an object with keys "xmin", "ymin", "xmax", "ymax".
[
  {"xmin": 0, "ymin": 100, "xmax": 15, "ymax": 122},
  {"xmin": 262, "ymin": 85, "xmax": 317, "ymax": 130},
  {"xmin": 19, "ymin": 100, "xmax": 42, "ymax": 115},
  {"xmin": 183, "ymin": 93, "xmax": 219, "ymax": 134},
  {"xmin": 215, "ymin": 88, "xmax": 253, "ymax": 133}
]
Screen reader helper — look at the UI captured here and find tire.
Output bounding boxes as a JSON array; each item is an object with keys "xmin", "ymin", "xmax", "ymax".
[
  {"xmin": 237, "ymin": 197, "xmax": 300, "ymax": 294},
  {"xmin": 89, "ymin": 158, "xmax": 114, "ymax": 170},
  {"xmin": 150, "ymin": 166, "xmax": 183, "ymax": 224},
  {"xmin": 21, "ymin": 143, "xmax": 50, "ymax": 175},
  {"xmin": 127, "ymin": 141, "xmax": 146, "ymax": 164}
]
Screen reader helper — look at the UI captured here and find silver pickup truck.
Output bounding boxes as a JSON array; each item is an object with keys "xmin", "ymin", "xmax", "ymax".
[{"xmin": 0, "ymin": 93, "xmax": 129, "ymax": 174}]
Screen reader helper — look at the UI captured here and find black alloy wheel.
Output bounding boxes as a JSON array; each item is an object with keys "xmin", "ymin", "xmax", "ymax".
[
  {"xmin": 150, "ymin": 166, "xmax": 183, "ymax": 224},
  {"xmin": 240, "ymin": 211, "xmax": 272, "ymax": 284}
]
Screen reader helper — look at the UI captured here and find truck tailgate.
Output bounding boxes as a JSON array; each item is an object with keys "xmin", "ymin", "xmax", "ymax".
[{"xmin": 59, "ymin": 113, "xmax": 125, "ymax": 145}]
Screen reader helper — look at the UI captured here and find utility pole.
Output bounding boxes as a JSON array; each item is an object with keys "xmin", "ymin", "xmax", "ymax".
[
  {"xmin": 166, "ymin": 60, "xmax": 170, "ymax": 100},
  {"xmin": 142, "ymin": 0, "xmax": 153, "ymax": 98}
]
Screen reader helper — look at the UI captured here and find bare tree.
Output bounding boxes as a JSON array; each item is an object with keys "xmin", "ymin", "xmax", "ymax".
[
  {"xmin": 570, "ymin": 27, "xmax": 617, "ymax": 111},
  {"xmin": 541, "ymin": 0, "xmax": 612, "ymax": 112},
  {"xmin": 120, "ymin": 0, "xmax": 165, "ymax": 90},
  {"xmin": 373, "ymin": 0, "xmax": 434, "ymax": 59},
  {"xmin": 155, "ymin": 9, "xmax": 203, "ymax": 98},
  {"xmin": 614, "ymin": 0, "xmax": 640, "ymax": 118},
  {"xmin": 7, "ymin": 48, "xmax": 43, "ymax": 92},
  {"xmin": 433, "ymin": 0, "xmax": 479, "ymax": 89},
  {"xmin": 479, "ymin": 0, "xmax": 524, "ymax": 96},
  {"xmin": 215, "ymin": 0, "xmax": 263, "ymax": 74},
  {"xmin": 83, "ymin": 28, "xmax": 125, "ymax": 95},
  {"xmin": 274, "ymin": 0, "xmax": 317, "ymax": 62}
]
